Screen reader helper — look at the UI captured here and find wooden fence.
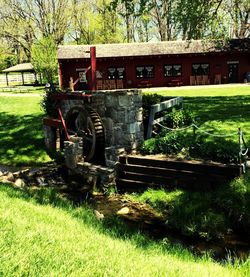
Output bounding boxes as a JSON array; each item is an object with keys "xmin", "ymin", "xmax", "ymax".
[
  {"xmin": 146, "ymin": 96, "xmax": 183, "ymax": 139},
  {"xmin": 116, "ymin": 155, "xmax": 241, "ymax": 192}
]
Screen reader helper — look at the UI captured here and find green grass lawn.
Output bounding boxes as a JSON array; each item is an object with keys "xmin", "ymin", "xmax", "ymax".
[
  {"xmin": 0, "ymin": 87, "xmax": 250, "ymax": 275},
  {"xmin": 0, "ymin": 184, "xmax": 249, "ymax": 277},
  {"xmin": 0, "ymin": 86, "xmax": 45, "ymax": 94},
  {"xmin": 147, "ymin": 85, "xmax": 250, "ymax": 142},
  {"xmin": 0, "ymin": 95, "xmax": 50, "ymax": 166}
]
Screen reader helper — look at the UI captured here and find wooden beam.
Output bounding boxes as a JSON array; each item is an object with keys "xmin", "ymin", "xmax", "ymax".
[
  {"xmin": 5, "ymin": 73, "xmax": 9, "ymax": 86},
  {"xmin": 21, "ymin": 72, "xmax": 24, "ymax": 85},
  {"xmin": 90, "ymin": 46, "xmax": 96, "ymax": 91}
]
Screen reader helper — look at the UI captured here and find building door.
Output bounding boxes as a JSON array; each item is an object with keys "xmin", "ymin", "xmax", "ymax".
[{"xmin": 228, "ymin": 63, "xmax": 238, "ymax": 83}]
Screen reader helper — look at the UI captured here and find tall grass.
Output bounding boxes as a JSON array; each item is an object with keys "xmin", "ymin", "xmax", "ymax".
[{"xmin": 0, "ymin": 183, "xmax": 249, "ymax": 276}]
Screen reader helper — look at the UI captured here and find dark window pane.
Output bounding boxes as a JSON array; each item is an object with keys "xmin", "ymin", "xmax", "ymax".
[
  {"xmin": 137, "ymin": 66, "xmax": 154, "ymax": 78},
  {"xmin": 117, "ymin": 67, "xmax": 125, "ymax": 79},
  {"xmin": 192, "ymin": 63, "xmax": 209, "ymax": 75},
  {"xmin": 164, "ymin": 64, "xmax": 182, "ymax": 77},
  {"xmin": 108, "ymin": 67, "xmax": 116, "ymax": 79}
]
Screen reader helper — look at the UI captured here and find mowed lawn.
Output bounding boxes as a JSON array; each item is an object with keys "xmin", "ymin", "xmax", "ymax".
[
  {"xmin": 147, "ymin": 84, "xmax": 250, "ymax": 142},
  {"xmin": 0, "ymin": 184, "xmax": 249, "ymax": 276},
  {"xmin": 0, "ymin": 87, "xmax": 250, "ymax": 276},
  {"xmin": 0, "ymin": 94, "xmax": 50, "ymax": 166}
]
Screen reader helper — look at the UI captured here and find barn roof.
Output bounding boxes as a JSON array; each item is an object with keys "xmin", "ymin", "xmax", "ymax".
[
  {"xmin": 2, "ymin": 63, "xmax": 34, "ymax": 73},
  {"xmin": 58, "ymin": 39, "xmax": 250, "ymax": 60}
]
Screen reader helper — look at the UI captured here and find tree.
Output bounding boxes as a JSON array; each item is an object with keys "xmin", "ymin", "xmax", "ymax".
[
  {"xmin": 149, "ymin": 0, "xmax": 178, "ymax": 41},
  {"xmin": 69, "ymin": 0, "xmax": 123, "ymax": 44},
  {"xmin": 0, "ymin": 0, "xmax": 70, "ymax": 61},
  {"xmin": 0, "ymin": 40, "xmax": 17, "ymax": 70},
  {"xmin": 174, "ymin": 0, "xmax": 225, "ymax": 40},
  {"xmin": 31, "ymin": 36, "xmax": 58, "ymax": 87},
  {"xmin": 224, "ymin": 0, "xmax": 250, "ymax": 38},
  {"xmin": 110, "ymin": 0, "xmax": 139, "ymax": 42}
]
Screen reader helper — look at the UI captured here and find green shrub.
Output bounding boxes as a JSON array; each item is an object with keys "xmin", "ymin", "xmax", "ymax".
[
  {"xmin": 141, "ymin": 132, "xmax": 239, "ymax": 164},
  {"xmin": 158, "ymin": 132, "xmax": 191, "ymax": 154},
  {"xmin": 164, "ymin": 108, "xmax": 195, "ymax": 129},
  {"xmin": 140, "ymin": 138, "xmax": 160, "ymax": 154},
  {"xmin": 41, "ymin": 91, "xmax": 58, "ymax": 117}
]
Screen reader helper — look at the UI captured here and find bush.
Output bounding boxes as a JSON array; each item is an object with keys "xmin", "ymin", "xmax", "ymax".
[
  {"xmin": 164, "ymin": 108, "xmax": 195, "ymax": 129},
  {"xmin": 140, "ymin": 138, "xmax": 160, "ymax": 155},
  {"xmin": 158, "ymin": 132, "xmax": 191, "ymax": 155},
  {"xmin": 41, "ymin": 91, "xmax": 58, "ymax": 118},
  {"xmin": 141, "ymin": 131, "xmax": 239, "ymax": 164}
]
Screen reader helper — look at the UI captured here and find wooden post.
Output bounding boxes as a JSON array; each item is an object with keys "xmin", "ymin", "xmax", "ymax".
[
  {"xmin": 21, "ymin": 72, "xmax": 24, "ymax": 85},
  {"xmin": 58, "ymin": 63, "xmax": 63, "ymax": 89},
  {"xmin": 57, "ymin": 107, "xmax": 71, "ymax": 141},
  {"xmin": 5, "ymin": 73, "xmax": 9, "ymax": 86},
  {"xmin": 90, "ymin": 46, "xmax": 96, "ymax": 91}
]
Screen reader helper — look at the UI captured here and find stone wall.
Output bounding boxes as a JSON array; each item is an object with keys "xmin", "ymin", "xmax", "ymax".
[{"xmin": 60, "ymin": 89, "xmax": 144, "ymax": 167}]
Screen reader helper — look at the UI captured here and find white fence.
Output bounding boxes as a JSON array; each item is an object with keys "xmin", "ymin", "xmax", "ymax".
[{"xmin": 0, "ymin": 73, "xmax": 36, "ymax": 85}]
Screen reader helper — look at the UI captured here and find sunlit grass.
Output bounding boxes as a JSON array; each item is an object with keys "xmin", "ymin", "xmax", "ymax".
[
  {"xmin": 153, "ymin": 84, "xmax": 250, "ymax": 97},
  {"xmin": 147, "ymin": 85, "xmax": 250, "ymax": 141},
  {"xmin": 0, "ymin": 95, "xmax": 50, "ymax": 166},
  {"xmin": 0, "ymin": 183, "xmax": 249, "ymax": 276}
]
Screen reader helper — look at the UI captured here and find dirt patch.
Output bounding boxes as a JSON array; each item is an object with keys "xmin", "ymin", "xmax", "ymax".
[{"xmin": 91, "ymin": 194, "xmax": 165, "ymax": 224}]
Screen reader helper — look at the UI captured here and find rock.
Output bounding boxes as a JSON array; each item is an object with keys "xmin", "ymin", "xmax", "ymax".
[
  {"xmin": 14, "ymin": 178, "xmax": 26, "ymax": 188},
  {"xmin": 117, "ymin": 206, "xmax": 130, "ymax": 215},
  {"xmin": 5, "ymin": 172, "xmax": 14, "ymax": 182},
  {"xmin": 94, "ymin": 210, "xmax": 104, "ymax": 220},
  {"xmin": 36, "ymin": 177, "xmax": 48, "ymax": 186}
]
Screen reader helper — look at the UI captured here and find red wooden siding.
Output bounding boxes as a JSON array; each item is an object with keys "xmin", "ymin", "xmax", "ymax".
[{"xmin": 59, "ymin": 52, "xmax": 250, "ymax": 90}]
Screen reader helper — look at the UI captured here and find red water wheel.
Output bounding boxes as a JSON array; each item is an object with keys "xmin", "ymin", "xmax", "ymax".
[{"xmin": 65, "ymin": 106, "xmax": 105, "ymax": 163}]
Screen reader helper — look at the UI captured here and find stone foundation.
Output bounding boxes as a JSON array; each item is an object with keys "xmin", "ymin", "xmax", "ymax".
[{"xmin": 60, "ymin": 89, "xmax": 144, "ymax": 166}]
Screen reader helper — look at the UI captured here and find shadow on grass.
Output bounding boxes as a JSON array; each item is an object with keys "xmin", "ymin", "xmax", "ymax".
[
  {"xmin": 0, "ymin": 183, "xmax": 192, "ymax": 258},
  {"xmin": 0, "ymin": 112, "xmax": 49, "ymax": 166},
  {"xmin": 184, "ymin": 95, "xmax": 250, "ymax": 124}
]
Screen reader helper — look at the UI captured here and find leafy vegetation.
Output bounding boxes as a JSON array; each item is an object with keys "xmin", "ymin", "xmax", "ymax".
[
  {"xmin": 31, "ymin": 36, "xmax": 58, "ymax": 86},
  {"xmin": 0, "ymin": 183, "xmax": 249, "ymax": 276},
  {"xmin": 127, "ymin": 173, "xmax": 250, "ymax": 241}
]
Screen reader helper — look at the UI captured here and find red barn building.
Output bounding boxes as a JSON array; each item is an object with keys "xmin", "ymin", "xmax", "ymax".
[{"xmin": 58, "ymin": 39, "xmax": 250, "ymax": 90}]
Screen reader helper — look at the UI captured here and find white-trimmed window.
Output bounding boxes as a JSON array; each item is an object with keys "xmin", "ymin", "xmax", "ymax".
[
  {"xmin": 136, "ymin": 65, "xmax": 154, "ymax": 78},
  {"xmin": 107, "ymin": 67, "xmax": 125, "ymax": 79},
  {"xmin": 192, "ymin": 63, "xmax": 209, "ymax": 75},
  {"xmin": 164, "ymin": 64, "xmax": 182, "ymax": 77}
]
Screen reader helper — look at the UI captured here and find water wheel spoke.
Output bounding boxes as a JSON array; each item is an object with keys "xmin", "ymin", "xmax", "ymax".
[{"xmin": 65, "ymin": 107, "xmax": 104, "ymax": 162}]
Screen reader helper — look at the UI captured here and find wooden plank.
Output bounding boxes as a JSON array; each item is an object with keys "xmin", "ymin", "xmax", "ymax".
[
  {"xmin": 150, "ymin": 97, "xmax": 183, "ymax": 113},
  {"xmin": 116, "ymin": 179, "xmax": 158, "ymax": 192},
  {"xmin": 146, "ymin": 97, "xmax": 183, "ymax": 139},
  {"xmin": 119, "ymin": 171, "xmax": 176, "ymax": 186},
  {"xmin": 118, "ymin": 156, "xmax": 127, "ymax": 164},
  {"xmin": 125, "ymin": 156, "xmax": 240, "ymax": 177},
  {"xmin": 118, "ymin": 163, "xmax": 203, "ymax": 179},
  {"xmin": 43, "ymin": 118, "xmax": 62, "ymax": 127},
  {"xmin": 118, "ymin": 165, "xmax": 225, "ymax": 186}
]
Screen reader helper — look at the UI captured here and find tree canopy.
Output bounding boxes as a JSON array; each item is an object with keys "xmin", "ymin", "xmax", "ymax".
[
  {"xmin": 0, "ymin": 0, "xmax": 249, "ymax": 65},
  {"xmin": 31, "ymin": 36, "xmax": 58, "ymax": 86}
]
